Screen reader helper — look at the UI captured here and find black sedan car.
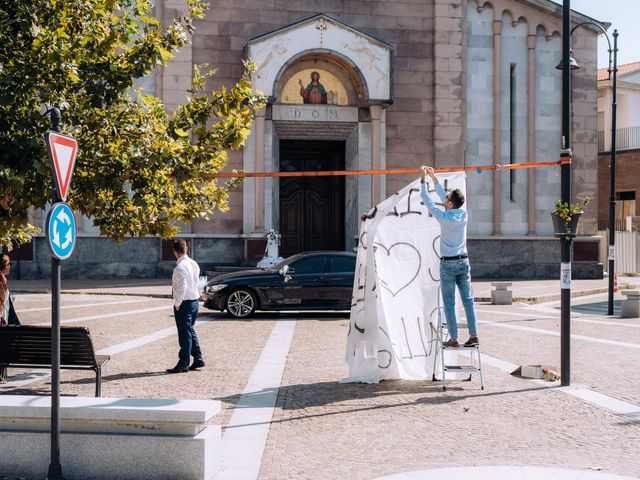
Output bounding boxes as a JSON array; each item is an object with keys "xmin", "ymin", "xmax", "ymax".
[{"xmin": 203, "ymin": 251, "xmax": 356, "ymax": 318}]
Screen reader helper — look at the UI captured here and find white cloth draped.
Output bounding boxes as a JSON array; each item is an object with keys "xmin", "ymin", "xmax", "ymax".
[{"xmin": 342, "ymin": 173, "xmax": 467, "ymax": 383}]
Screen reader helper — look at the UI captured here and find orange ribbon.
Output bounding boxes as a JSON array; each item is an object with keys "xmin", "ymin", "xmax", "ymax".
[{"xmin": 202, "ymin": 158, "xmax": 572, "ymax": 178}]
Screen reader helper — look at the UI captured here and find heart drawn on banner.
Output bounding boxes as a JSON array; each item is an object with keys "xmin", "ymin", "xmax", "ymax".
[{"xmin": 373, "ymin": 242, "xmax": 422, "ymax": 297}]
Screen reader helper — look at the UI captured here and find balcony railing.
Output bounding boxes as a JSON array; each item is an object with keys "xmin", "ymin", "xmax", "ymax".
[
  {"xmin": 598, "ymin": 126, "xmax": 640, "ymax": 152},
  {"xmin": 598, "ymin": 219, "xmax": 634, "ymax": 231}
]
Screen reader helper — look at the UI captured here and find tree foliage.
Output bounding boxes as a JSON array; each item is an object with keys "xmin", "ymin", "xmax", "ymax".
[{"xmin": 0, "ymin": 0, "xmax": 265, "ymax": 246}]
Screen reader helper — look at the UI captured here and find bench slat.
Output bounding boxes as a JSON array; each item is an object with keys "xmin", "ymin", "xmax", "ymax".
[{"xmin": 0, "ymin": 326, "xmax": 103, "ymax": 370}]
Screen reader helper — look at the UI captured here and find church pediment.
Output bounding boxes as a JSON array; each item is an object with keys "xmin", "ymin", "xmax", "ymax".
[{"xmin": 246, "ymin": 14, "xmax": 392, "ymax": 103}]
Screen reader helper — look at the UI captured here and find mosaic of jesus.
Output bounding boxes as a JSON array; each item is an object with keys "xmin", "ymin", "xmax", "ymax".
[{"xmin": 298, "ymin": 71, "xmax": 327, "ymax": 104}]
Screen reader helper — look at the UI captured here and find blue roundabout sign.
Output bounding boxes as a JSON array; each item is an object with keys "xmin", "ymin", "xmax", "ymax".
[{"xmin": 46, "ymin": 202, "xmax": 77, "ymax": 260}]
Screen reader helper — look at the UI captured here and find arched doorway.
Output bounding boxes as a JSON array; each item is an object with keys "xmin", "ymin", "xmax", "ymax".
[
  {"xmin": 244, "ymin": 14, "xmax": 393, "ymax": 256},
  {"xmin": 275, "ymin": 54, "xmax": 361, "ymax": 255}
]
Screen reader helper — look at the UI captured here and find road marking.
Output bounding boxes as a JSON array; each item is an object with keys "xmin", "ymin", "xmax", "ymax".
[
  {"xmin": 98, "ymin": 327, "xmax": 176, "ymax": 356},
  {"xmin": 478, "ymin": 320, "xmax": 640, "ymax": 349},
  {"xmin": 477, "ymin": 308, "xmax": 561, "ymax": 319},
  {"xmin": 0, "ymin": 369, "xmax": 51, "ymax": 388},
  {"xmin": 559, "ymin": 385, "xmax": 640, "ymax": 419},
  {"xmin": 34, "ymin": 305, "xmax": 171, "ymax": 326},
  {"xmin": 477, "ymin": 308, "xmax": 640, "ymax": 329},
  {"xmin": 1, "ymin": 324, "xmax": 179, "ymax": 389},
  {"xmin": 478, "ymin": 353, "xmax": 518, "ymax": 372},
  {"xmin": 480, "ymin": 353, "xmax": 640, "ymax": 420},
  {"xmin": 563, "ymin": 317, "xmax": 640, "ymax": 329},
  {"xmin": 68, "ymin": 281, "xmax": 169, "ymax": 289},
  {"xmin": 2, "ymin": 302, "xmax": 199, "ymax": 389},
  {"xmin": 216, "ymin": 320, "xmax": 296, "ymax": 480},
  {"xmin": 16, "ymin": 298, "xmax": 145, "ymax": 313},
  {"xmin": 374, "ymin": 466, "xmax": 639, "ymax": 480}
]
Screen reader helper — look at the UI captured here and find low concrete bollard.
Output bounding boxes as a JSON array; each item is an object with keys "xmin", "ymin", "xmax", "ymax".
[
  {"xmin": 621, "ymin": 290, "xmax": 640, "ymax": 318},
  {"xmin": 0, "ymin": 395, "xmax": 221, "ymax": 480},
  {"xmin": 491, "ymin": 282, "xmax": 513, "ymax": 305}
]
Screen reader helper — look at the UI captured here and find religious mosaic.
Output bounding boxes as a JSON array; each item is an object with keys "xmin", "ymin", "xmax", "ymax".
[{"xmin": 281, "ymin": 68, "xmax": 349, "ymax": 106}]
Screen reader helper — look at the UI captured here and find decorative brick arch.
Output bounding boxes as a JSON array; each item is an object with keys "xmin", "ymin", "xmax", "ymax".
[{"xmin": 470, "ymin": 0, "xmax": 605, "ymax": 37}]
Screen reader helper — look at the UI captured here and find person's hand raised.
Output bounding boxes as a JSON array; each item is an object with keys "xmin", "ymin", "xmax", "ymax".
[{"xmin": 420, "ymin": 166, "xmax": 437, "ymax": 183}]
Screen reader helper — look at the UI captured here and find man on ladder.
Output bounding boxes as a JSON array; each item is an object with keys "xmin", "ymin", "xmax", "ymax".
[{"xmin": 420, "ymin": 166, "xmax": 479, "ymax": 348}]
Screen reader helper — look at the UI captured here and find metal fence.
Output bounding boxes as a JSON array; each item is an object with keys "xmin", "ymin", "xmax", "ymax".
[
  {"xmin": 598, "ymin": 230, "xmax": 640, "ymax": 274},
  {"xmin": 598, "ymin": 126, "xmax": 640, "ymax": 152},
  {"xmin": 598, "ymin": 219, "xmax": 630, "ymax": 231}
]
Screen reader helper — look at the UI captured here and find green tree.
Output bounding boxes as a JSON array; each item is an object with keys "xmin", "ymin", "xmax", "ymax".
[{"xmin": 0, "ymin": 0, "xmax": 265, "ymax": 246}]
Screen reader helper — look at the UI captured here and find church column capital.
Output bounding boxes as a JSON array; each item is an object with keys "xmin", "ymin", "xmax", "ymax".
[
  {"xmin": 492, "ymin": 20, "xmax": 502, "ymax": 35},
  {"xmin": 369, "ymin": 104, "xmax": 383, "ymax": 121}
]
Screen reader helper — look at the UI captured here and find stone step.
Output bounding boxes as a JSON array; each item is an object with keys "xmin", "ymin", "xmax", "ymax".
[{"xmin": 0, "ymin": 395, "xmax": 221, "ymax": 480}]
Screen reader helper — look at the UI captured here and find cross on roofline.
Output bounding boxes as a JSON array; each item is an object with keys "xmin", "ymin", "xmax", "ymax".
[{"xmin": 316, "ymin": 17, "xmax": 327, "ymax": 46}]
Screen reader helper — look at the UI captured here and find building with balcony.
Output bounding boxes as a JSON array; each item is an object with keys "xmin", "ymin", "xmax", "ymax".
[{"xmin": 597, "ymin": 61, "xmax": 640, "ymax": 232}]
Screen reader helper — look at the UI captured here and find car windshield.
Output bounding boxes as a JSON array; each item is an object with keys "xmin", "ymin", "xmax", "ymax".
[{"xmin": 269, "ymin": 254, "xmax": 304, "ymax": 270}]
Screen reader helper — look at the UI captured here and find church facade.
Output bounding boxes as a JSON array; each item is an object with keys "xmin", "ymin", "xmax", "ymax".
[{"xmin": 18, "ymin": 0, "xmax": 607, "ymax": 279}]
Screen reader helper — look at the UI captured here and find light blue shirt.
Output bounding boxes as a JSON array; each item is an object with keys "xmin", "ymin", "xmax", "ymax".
[{"xmin": 420, "ymin": 182, "xmax": 468, "ymax": 257}]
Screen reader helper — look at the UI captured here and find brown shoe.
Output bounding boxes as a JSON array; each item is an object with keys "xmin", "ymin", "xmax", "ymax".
[
  {"xmin": 463, "ymin": 336, "xmax": 479, "ymax": 347},
  {"xmin": 443, "ymin": 339, "xmax": 459, "ymax": 348}
]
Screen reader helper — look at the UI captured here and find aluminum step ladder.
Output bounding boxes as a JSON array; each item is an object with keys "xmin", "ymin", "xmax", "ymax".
[{"xmin": 432, "ymin": 302, "xmax": 484, "ymax": 391}]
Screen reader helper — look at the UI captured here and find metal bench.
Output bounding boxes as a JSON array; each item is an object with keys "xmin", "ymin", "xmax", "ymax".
[{"xmin": 0, "ymin": 325, "xmax": 110, "ymax": 397}]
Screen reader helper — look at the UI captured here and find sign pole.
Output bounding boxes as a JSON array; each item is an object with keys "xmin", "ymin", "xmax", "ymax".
[
  {"xmin": 46, "ymin": 107, "xmax": 65, "ymax": 480},
  {"xmin": 47, "ymin": 255, "xmax": 63, "ymax": 480}
]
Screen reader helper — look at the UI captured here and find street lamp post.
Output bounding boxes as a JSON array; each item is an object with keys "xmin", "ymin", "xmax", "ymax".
[
  {"xmin": 608, "ymin": 31, "xmax": 619, "ymax": 316},
  {"xmin": 562, "ymin": 26, "xmax": 617, "ymax": 314},
  {"xmin": 560, "ymin": 0, "xmax": 572, "ymax": 387},
  {"xmin": 557, "ymin": 3, "xmax": 616, "ymax": 385}
]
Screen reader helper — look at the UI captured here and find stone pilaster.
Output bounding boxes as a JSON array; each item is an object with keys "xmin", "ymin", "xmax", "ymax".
[
  {"xmin": 492, "ymin": 19, "xmax": 502, "ymax": 235},
  {"xmin": 370, "ymin": 104, "xmax": 383, "ymax": 206},
  {"xmin": 433, "ymin": 0, "xmax": 465, "ymax": 168},
  {"xmin": 527, "ymin": 34, "xmax": 536, "ymax": 235},
  {"xmin": 254, "ymin": 107, "xmax": 266, "ymax": 231}
]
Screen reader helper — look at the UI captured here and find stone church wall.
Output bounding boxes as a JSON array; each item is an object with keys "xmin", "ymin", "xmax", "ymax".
[{"xmin": 191, "ymin": 0, "xmax": 439, "ymax": 216}]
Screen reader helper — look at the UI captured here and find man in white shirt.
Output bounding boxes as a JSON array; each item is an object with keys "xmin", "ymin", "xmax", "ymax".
[{"xmin": 166, "ymin": 239, "xmax": 205, "ymax": 373}]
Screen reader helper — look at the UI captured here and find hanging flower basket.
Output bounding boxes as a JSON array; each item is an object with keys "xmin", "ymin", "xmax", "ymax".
[
  {"xmin": 551, "ymin": 197, "xmax": 590, "ymax": 241},
  {"xmin": 551, "ymin": 211, "xmax": 582, "ymax": 239}
]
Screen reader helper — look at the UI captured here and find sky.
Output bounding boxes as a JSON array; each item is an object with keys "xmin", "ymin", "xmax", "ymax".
[{"xmin": 550, "ymin": 0, "xmax": 640, "ymax": 69}]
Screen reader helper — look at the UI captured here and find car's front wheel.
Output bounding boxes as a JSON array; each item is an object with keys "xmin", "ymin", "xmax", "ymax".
[{"xmin": 225, "ymin": 288, "xmax": 257, "ymax": 318}]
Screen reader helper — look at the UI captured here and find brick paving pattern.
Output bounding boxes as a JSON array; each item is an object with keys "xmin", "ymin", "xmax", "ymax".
[{"xmin": 1, "ymin": 286, "xmax": 639, "ymax": 479}]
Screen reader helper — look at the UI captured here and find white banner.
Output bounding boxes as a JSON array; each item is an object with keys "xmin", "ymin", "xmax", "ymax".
[{"xmin": 342, "ymin": 173, "xmax": 467, "ymax": 383}]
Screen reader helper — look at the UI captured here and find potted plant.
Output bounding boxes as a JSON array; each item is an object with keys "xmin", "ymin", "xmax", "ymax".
[{"xmin": 551, "ymin": 197, "xmax": 590, "ymax": 240}]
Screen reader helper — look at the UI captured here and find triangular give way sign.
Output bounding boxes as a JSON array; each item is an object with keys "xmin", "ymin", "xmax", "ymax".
[{"xmin": 45, "ymin": 131, "xmax": 78, "ymax": 202}]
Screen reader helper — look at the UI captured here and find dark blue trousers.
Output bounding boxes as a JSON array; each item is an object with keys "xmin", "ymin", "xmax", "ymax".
[{"xmin": 173, "ymin": 299, "xmax": 203, "ymax": 369}]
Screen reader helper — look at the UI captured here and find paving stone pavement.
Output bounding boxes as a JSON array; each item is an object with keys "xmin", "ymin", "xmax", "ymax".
[
  {"xmin": 258, "ymin": 313, "xmax": 640, "ymax": 480},
  {"xmin": 0, "ymin": 289, "xmax": 639, "ymax": 479}
]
